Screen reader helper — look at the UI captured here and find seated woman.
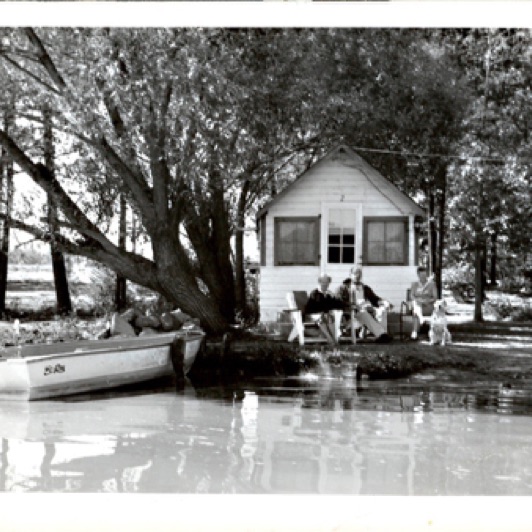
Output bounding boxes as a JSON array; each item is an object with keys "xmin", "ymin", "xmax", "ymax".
[
  {"xmin": 304, "ymin": 273, "xmax": 344, "ymax": 344},
  {"xmin": 410, "ymin": 266, "xmax": 438, "ymax": 339}
]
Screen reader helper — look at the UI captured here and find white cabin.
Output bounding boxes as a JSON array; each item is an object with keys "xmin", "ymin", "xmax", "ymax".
[{"xmin": 256, "ymin": 145, "xmax": 426, "ymax": 322}]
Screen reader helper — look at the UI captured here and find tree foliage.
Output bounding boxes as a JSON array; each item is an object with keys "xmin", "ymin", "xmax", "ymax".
[{"xmin": 0, "ymin": 28, "xmax": 530, "ymax": 331}]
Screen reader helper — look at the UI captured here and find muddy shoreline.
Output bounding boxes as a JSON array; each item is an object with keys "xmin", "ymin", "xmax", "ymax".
[{"xmin": 189, "ymin": 321, "xmax": 532, "ymax": 388}]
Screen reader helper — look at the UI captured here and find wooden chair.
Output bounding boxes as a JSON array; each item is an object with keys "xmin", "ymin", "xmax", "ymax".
[
  {"xmin": 341, "ymin": 306, "xmax": 387, "ymax": 344},
  {"xmin": 386, "ymin": 289, "xmax": 428, "ymax": 340},
  {"xmin": 406, "ymin": 288, "xmax": 433, "ymax": 333},
  {"xmin": 285, "ymin": 291, "xmax": 342, "ymax": 346},
  {"xmin": 341, "ymin": 307, "xmax": 363, "ymax": 344}
]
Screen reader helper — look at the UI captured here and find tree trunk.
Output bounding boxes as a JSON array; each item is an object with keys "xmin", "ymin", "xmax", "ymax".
[
  {"xmin": 234, "ymin": 180, "xmax": 250, "ymax": 317},
  {"xmin": 427, "ymin": 193, "xmax": 437, "ymax": 278},
  {"xmin": 436, "ymin": 168, "xmax": 447, "ymax": 298},
  {"xmin": 474, "ymin": 208, "xmax": 484, "ymax": 322},
  {"xmin": 481, "ymin": 241, "xmax": 488, "ymax": 300},
  {"xmin": 0, "ymin": 108, "xmax": 14, "ymax": 315},
  {"xmin": 474, "ymin": 234, "xmax": 484, "ymax": 322},
  {"xmin": 115, "ymin": 193, "xmax": 127, "ymax": 311},
  {"xmin": 211, "ymin": 189, "xmax": 236, "ymax": 323},
  {"xmin": 43, "ymin": 104, "xmax": 72, "ymax": 315},
  {"xmin": 183, "ymin": 178, "xmax": 236, "ymax": 326},
  {"xmin": 489, "ymin": 232, "xmax": 497, "ymax": 287},
  {"xmin": 51, "ymin": 253, "xmax": 71, "ymax": 315}
]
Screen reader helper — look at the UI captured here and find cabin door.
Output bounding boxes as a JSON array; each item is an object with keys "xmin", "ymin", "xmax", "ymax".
[{"xmin": 321, "ymin": 205, "xmax": 361, "ymax": 285}]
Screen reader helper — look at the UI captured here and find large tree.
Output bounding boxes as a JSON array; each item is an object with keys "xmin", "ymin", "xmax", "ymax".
[{"xmin": 0, "ymin": 28, "xmax": 356, "ymax": 333}]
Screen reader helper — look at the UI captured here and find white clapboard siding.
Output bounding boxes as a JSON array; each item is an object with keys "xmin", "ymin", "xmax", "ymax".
[{"xmin": 258, "ymin": 146, "xmax": 425, "ymax": 323}]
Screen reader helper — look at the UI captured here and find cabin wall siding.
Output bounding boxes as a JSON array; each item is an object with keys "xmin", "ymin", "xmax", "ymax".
[{"xmin": 258, "ymin": 150, "xmax": 424, "ymax": 323}]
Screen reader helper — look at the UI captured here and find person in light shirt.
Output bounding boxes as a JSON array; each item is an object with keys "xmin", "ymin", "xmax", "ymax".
[
  {"xmin": 410, "ymin": 266, "xmax": 438, "ymax": 340},
  {"xmin": 336, "ymin": 266, "xmax": 393, "ymax": 343}
]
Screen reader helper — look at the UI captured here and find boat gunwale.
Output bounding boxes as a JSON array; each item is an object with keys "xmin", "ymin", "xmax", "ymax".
[{"xmin": 0, "ymin": 331, "xmax": 205, "ymax": 364}]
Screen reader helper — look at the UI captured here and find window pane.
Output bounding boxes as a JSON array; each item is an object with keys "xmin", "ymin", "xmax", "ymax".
[
  {"xmin": 296, "ymin": 222, "xmax": 313, "ymax": 243},
  {"xmin": 295, "ymin": 241, "xmax": 316, "ymax": 263},
  {"xmin": 279, "ymin": 243, "xmax": 294, "ymax": 263},
  {"xmin": 368, "ymin": 222, "xmax": 385, "ymax": 242},
  {"xmin": 328, "ymin": 210, "xmax": 343, "ymax": 231},
  {"xmin": 368, "ymin": 242, "xmax": 385, "ymax": 263},
  {"xmin": 343, "ymin": 234, "xmax": 355, "ymax": 245},
  {"xmin": 386, "ymin": 222, "xmax": 403, "ymax": 242},
  {"xmin": 386, "ymin": 242, "xmax": 404, "ymax": 263},
  {"xmin": 328, "ymin": 247, "xmax": 340, "ymax": 263},
  {"xmin": 279, "ymin": 222, "xmax": 295, "ymax": 240},
  {"xmin": 329, "ymin": 234, "xmax": 341, "ymax": 245},
  {"xmin": 343, "ymin": 247, "xmax": 355, "ymax": 263}
]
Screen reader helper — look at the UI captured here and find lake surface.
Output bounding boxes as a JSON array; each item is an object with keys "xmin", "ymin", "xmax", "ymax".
[{"xmin": 1, "ymin": 374, "xmax": 532, "ymax": 495}]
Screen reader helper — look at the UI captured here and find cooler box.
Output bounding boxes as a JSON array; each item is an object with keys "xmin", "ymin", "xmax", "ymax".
[{"xmin": 387, "ymin": 312, "xmax": 418, "ymax": 340}]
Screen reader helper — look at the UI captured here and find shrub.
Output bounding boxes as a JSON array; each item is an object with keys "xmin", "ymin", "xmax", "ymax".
[
  {"xmin": 510, "ymin": 303, "xmax": 532, "ymax": 322},
  {"xmin": 9, "ymin": 247, "xmax": 50, "ymax": 265},
  {"xmin": 83, "ymin": 262, "xmax": 158, "ymax": 315},
  {"xmin": 488, "ymin": 299, "xmax": 532, "ymax": 322},
  {"xmin": 498, "ymin": 276, "xmax": 528, "ymax": 294}
]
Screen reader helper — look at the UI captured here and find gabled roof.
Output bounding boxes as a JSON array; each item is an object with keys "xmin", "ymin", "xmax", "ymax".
[{"xmin": 257, "ymin": 144, "xmax": 425, "ymax": 218}]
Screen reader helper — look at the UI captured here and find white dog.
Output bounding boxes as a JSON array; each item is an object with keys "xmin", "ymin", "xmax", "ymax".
[{"xmin": 429, "ymin": 299, "xmax": 452, "ymax": 346}]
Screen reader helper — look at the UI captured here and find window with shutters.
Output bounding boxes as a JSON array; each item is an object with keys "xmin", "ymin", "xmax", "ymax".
[
  {"xmin": 274, "ymin": 217, "xmax": 320, "ymax": 266},
  {"xmin": 363, "ymin": 217, "xmax": 408, "ymax": 265}
]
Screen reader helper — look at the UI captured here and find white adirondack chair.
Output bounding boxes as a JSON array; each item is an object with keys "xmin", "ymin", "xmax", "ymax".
[{"xmin": 285, "ymin": 291, "xmax": 342, "ymax": 346}]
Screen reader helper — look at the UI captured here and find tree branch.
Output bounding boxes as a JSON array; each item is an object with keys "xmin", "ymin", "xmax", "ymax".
[
  {"xmin": 24, "ymin": 28, "xmax": 67, "ymax": 91},
  {"xmin": 0, "ymin": 128, "xmax": 119, "ymax": 252},
  {"xmin": 98, "ymin": 135, "xmax": 156, "ymax": 228},
  {"xmin": 0, "ymin": 53, "xmax": 61, "ymax": 95},
  {"xmin": 2, "ymin": 211, "xmax": 161, "ymax": 291}
]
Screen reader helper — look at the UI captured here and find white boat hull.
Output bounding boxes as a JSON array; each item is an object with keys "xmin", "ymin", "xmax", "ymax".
[{"xmin": 0, "ymin": 332, "xmax": 204, "ymax": 401}]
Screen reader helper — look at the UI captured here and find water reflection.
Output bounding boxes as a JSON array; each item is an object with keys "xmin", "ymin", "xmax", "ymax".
[{"xmin": 1, "ymin": 378, "xmax": 532, "ymax": 494}]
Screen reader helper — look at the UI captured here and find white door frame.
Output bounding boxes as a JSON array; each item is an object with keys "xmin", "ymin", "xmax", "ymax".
[{"xmin": 320, "ymin": 202, "xmax": 363, "ymax": 272}]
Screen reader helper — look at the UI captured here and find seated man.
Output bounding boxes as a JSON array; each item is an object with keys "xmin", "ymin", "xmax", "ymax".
[
  {"xmin": 337, "ymin": 266, "xmax": 393, "ymax": 343},
  {"xmin": 304, "ymin": 273, "xmax": 344, "ymax": 344}
]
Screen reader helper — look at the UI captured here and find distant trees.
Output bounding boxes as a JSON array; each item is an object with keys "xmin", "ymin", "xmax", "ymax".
[{"xmin": 445, "ymin": 29, "xmax": 532, "ymax": 318}]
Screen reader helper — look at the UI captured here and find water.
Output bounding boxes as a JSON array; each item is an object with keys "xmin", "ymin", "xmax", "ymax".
[{"xmin": 1, "ymin": 375, "xmax": 532, "ymax": 495}]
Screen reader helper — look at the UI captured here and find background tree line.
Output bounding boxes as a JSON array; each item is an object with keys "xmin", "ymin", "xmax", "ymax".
[{"xmin": 0, "ymin": 28, "xmax": 530, "ymax": 333}]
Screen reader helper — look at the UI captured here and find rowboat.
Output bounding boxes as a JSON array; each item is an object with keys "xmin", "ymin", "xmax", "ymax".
[{"xmin": 0, "ymin": 330, "xmax": 204, "ymax": 401}]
